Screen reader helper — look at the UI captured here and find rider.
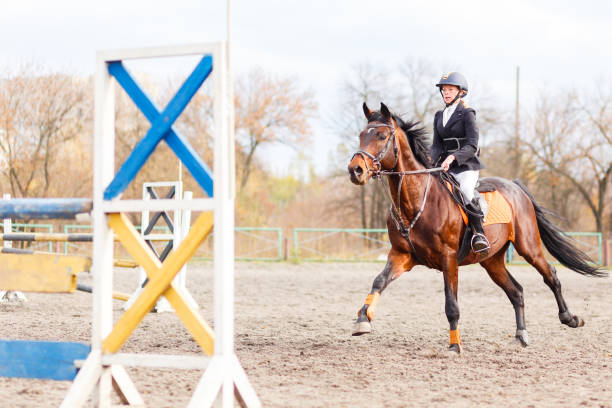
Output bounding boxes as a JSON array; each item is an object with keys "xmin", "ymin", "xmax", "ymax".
[{"xmin": 431, "ymin": 72, "xmax": 490, "ymax": 254}]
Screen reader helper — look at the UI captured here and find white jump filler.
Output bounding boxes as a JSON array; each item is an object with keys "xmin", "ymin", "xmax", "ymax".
[{"xmin": 123, "ymin": 181, "xmax": 198, "ymax": 313}]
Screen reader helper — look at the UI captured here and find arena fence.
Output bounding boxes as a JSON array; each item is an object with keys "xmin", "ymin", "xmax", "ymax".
[
  {"xmin": 293, "ymin": 228, "xmax": 604, "ymax": 265},
  {"xmin": 62, "ymin": 224, "xmax": 284, "ymax": 262},
  {"xmin": 234, "ymin": 227, "xmax": 283, "ymax": 261},
  {"xmin": 194, "ymin": 227, "xmax": 283, "ymax": 261},
  {"xmin": 506, "ymin": 231, "xmax": 603, "ymax": 265},
  {"xmin": 2, "ymin": 223, "xmax": 603, "ymax": 265},
  {"xmin": 293, "ymin": 228, "xmax": 390, "ymax": 262}
]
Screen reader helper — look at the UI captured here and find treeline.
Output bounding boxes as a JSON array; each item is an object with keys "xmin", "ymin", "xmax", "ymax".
[
  {"xmin": 0, "ymin": 64, "xmax": 320, "ymax": 233},
  {"xmin": 0, "ymin": 61, "xmax": 610, "ymax": 238}
]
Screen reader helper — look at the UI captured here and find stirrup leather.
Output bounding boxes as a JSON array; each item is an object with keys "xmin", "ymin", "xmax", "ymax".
[{"xmin": 471, "ymin": 232, "xmax": 490, "ymax": 253}]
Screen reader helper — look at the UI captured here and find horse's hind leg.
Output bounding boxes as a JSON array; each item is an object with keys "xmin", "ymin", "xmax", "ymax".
[
  {"xmin": 480, "ymin": 246, "xmax": 529, "ymax": 346},
  {"xmin": 514, "ymin": 236, "xmax": 585, "ymax": 328},
  {"xmin": 352, "ymin": 250, "xmax": 413, "ymax": 336}
]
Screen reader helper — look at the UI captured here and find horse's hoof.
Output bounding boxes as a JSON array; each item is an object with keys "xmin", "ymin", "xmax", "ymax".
[
  {"xmin": 448, "ymin": 343, "xmax": 462, "ymax": 354},
  {"xmin": 560, "ymin": 312, "xmax": 585, "ymax": 328},
  {"xmin": 352, "ymin": 320, "xmax": 372, "ymax": 336},
  {"xmin": 515, "ymin": 329, "xmax": 529, "ymax": 347}
]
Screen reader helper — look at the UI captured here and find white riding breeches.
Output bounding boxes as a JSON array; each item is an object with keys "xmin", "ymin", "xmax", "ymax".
[{"xmin": 450, "ymin": 169, "xmax": 479, "ymax": 202}]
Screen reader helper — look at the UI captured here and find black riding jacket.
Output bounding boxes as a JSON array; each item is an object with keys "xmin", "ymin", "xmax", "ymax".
[{"xmin": 430, "ymin": 100, "xmax": 484, "ymax": 172}]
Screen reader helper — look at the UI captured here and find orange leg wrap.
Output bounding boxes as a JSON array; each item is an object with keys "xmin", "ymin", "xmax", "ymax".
[
  {"xmin": 449, "ymin": 329, "xmax": 462, "ymax": 345},
  {"xmin": 364, "ymin": 292, "xmax": 380, "ymax": 321}
]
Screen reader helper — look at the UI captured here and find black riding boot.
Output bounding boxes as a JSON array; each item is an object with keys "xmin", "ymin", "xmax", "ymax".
[{"xmin": 466, "ymin": 198, "xmax": 490, "ymax": 254}]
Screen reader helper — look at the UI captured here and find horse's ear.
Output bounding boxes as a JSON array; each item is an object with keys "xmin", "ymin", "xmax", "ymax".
[
  {"xmin": 380, "ymin": 102, "xmax": 391, "ymax": 121},
  {"xmin": 362, "ymin": 102, "xmax": 373, "ymax": 120}
]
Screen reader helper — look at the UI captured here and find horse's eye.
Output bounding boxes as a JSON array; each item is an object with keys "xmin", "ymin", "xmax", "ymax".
[{"xmin": 377, "ymin": 132, "xmax": 387, "ymax": 140}]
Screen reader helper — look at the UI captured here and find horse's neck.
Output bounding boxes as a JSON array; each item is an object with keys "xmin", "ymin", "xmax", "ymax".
[{"xmin": 387, "ymin": 136, "xmax": 428, "ymax": 216}]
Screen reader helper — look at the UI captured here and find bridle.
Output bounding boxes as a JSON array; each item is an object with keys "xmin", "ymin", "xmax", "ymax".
[
  {"xmin": 350, "ymin": 120, "xmax": 443, "ymax": 265},
  {"xmin": 351, "ymin": 122, "xmax": 442, "ymax": 178},
  {"xmin": 350, "ymin": 123, "xmax": 398, "ymax": 179}
]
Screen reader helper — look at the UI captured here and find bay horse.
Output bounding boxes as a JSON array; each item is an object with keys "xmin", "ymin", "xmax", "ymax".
[{"xmin": 348, "ymin": 102, "xmax": 606, "ymax": 353}]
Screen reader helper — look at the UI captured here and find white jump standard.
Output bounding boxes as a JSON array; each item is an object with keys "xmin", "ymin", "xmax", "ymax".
[{"xmin": 61, "ymin": 43, "xmax": 259, "ymax": 407}]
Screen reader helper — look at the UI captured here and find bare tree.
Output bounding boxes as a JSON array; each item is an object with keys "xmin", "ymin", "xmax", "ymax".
[
  {"xmin": 578, "ymin": 83, "xmax": 612, "ymax": 234},
  {"xmin": 234, "ymin": 68, "xmax": 317, "ymax": 191},
  {"xmin": 395, "ymin": 58, "xmax": 439, "ymax": 124},
  {"xmin": 523, "ymin": 87, "xmax": 612, "ymax": 234},
  {"xmin": 330, "ymin": 62, "xmax": 392, "ymax": 229},
  {"xmin": 0, "ymin": 64, "xmax": 89, "ymax": 198},
  {"xmin": 335, "ymin": 62, "xmax": 391, "ymax": 145}
]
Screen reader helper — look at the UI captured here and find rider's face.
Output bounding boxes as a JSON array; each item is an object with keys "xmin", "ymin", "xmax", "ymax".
[{"xmin": 441, "ymin": 85, "xmax": 460, "ymax": 104}]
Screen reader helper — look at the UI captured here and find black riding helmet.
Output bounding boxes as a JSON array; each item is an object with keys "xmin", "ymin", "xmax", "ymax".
[{"xmin": 436, "ymin": 72, "xmax": 468, "ymax": 106}]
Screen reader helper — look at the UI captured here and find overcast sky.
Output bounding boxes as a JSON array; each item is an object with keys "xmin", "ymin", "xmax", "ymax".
[{"xmin": 1, "ymin": 0, "xmax": 610, "ymax": 177}]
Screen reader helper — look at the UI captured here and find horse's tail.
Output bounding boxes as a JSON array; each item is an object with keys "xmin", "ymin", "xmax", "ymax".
[{"xmin": 513, "ymin": 179, "xmax": 607, "ymax": 277}]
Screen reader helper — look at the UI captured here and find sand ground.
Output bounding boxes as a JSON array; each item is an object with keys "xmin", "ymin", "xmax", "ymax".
[{"xmin": 1, "ymin": 261, "xmax": 611, "ymax": 407}]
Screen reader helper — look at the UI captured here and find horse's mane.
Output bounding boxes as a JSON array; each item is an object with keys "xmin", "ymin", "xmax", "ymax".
[{"xmin": 368, "ymin": 111, "xmax": 432, "ymax": 168}]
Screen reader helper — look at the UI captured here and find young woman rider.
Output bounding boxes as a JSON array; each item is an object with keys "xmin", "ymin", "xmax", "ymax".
[{"xmin": 430, "ymin": 72, "xmax": 490, "ymax": 253}]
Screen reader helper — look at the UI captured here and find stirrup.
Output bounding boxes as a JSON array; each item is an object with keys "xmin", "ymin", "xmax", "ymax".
[{"xmin": 471, "ymin": 233, "xmax": 490, "ymax": 253}]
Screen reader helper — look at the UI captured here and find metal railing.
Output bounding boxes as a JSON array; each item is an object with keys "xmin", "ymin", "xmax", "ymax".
[
  {"xmin": 194, "ymin": 227, "xmax": 284, "ymax": 261},
  {"xmin": 294, "ymin": 228, "xmax": 604, "ymax": 265},
  {"xmin": 62, "ymin": 225, "xmax": 284, "ymax": 262},
  {"xmin": 236, "ymin": 227, "xmax": 283, "ymax": 261},
  {"xmin": 5, "ymin": 223, "xmax": 600, "ymax": 265},
  {"xmin": 293, "ymin": 228, "xmax": 390, "ymax": 262},
  {"xmin": 506, "ymin": 231, "xmax": 603, "ymax": 265}
]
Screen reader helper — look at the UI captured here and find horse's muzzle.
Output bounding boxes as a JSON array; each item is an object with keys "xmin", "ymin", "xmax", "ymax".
[{"xmin": 348, "ymin": 161, "xmax": 367, "ymax": 185}]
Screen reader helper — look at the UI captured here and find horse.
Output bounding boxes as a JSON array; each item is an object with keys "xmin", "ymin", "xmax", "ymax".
[{"xmin": 347, "ymin": 102, "xmax": 606, "ymax": 353}]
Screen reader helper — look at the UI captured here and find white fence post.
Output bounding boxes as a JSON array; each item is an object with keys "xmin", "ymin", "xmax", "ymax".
[{"xmin": 0, "ymin": 193, "xmax": 27, "ymax": 302}]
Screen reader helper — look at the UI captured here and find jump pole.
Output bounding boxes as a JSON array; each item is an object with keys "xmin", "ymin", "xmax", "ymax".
[
  {"xmin": 0, "ymin": 232, "xmax": 178, "ymax": 243},
  {"xmin": 0, "ymin": 232, "xmax": 93, "ymax": 242}
]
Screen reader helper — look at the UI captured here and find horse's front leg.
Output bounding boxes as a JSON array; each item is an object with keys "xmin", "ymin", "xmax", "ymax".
[
  {"xmin": 442, "ymin": 256, "xmax": 462, "ymax": 353},
  {"xmin": 352, "ymin": 249, "xmax": 414, "ymax": 336}
]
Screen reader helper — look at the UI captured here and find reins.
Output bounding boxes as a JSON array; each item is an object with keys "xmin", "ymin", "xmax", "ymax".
[{"xmin": 379, "ymin": 167, "xmax": 443, "ymax": 177}]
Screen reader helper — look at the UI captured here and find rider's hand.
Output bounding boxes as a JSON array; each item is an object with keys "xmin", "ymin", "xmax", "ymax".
[{"xmin": 441, "ymin": 155, "xmax": 455, "ymax": 172}]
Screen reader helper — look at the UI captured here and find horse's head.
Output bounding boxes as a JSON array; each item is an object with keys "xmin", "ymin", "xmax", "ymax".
[{"xmin": 348, "ymin": 102, "xmax": 398, "ymax": 185}]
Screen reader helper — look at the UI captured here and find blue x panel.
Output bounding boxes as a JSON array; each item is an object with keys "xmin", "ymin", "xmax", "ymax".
[{"xmin": 104, "ymin": 56, "xmax": 214, "ymax": 200}]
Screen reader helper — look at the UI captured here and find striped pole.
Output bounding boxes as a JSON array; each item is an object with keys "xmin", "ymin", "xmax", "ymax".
[
  {"xmin": 0, "ymin": 233, "xmax": 171, "ymax": 243},
  {"xmin": 1, "ymin": 233, "xmax": 93, "ymax": 242}
]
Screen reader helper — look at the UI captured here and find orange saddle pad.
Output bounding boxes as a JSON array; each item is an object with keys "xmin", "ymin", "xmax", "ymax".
[
  {"xmin": 480, "ymin": 191, "xmax": 513, "ymax": 226},
  {"xmin": 445, "ymin": 182, "xmax": 513, "ymax": 226},
  {"xmin": 456, "ymin": 190, "xmax": 513, "ymax": 226}
]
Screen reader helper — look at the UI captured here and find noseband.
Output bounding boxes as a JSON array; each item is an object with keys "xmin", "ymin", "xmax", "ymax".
[{"xmin": 350, "ymin": 123, "xmax": 397, "ymax": 179}]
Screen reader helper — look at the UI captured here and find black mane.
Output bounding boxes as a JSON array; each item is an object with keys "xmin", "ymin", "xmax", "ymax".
[{"xmin": 368, "ymin": 111, "xmax": 432, "ymax": 168}]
